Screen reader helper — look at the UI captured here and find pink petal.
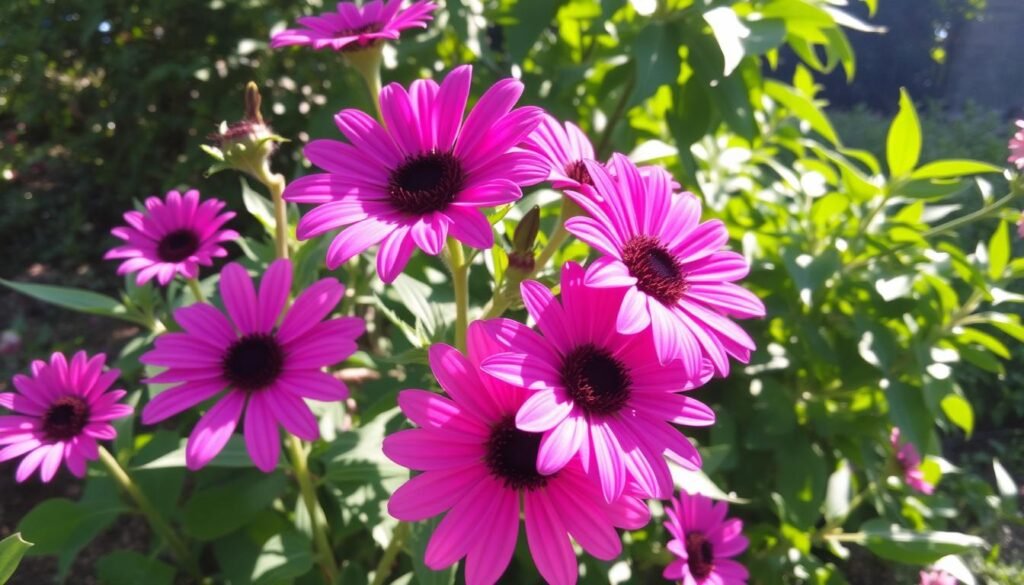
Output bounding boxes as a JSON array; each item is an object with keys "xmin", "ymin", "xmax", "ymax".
[
  {"xmin": 326, "ymin": 217, "xmax": 397, "ymax": 269},
  {"xmin": 276, "ymin": 370, "xmax": 349, "ymax": 402},
  {"xmin": 515, "ymin": 390, "xmax": 573, "ymax": 433},
  {"xmin": 396, "ymin": 390, "xmax": 489, "ymax": 437},
  {"xmin": 383, "ymin": 429, "xmax": 484, "ymax": 471},
  {"xmin": 444, "ymin": 207, "xmax": 494, "ymax": 250},
  {"xmin": 263, "ymin": 389, "xmax": 320, "ymax": 441},
  {"xmin": 256, "ymin": 259, "xmax": 292, "ymax": 333},
  {"xmin": 425, "ymin": 477, "xmax": 501, "ymax": 569},
  {"xmin": 388, "ymin": 465, "xmax": 488, "ymax": 521},
  {"xmin": 464, "ymin": 482, "xmax": 519, "ymax": 585},
  {"xmin": 174, "ymin": 303, "xmax": 236, "ymax": 347},
  {"xmin": 244, "ymin": 393, "xmax": 280, "ymax": 472},
  {"xmin": 590, "ymin": 423, "xmax": 626, "ymax": 502},
  {"xmin": 376, "ymin": 224, "xmax": 417, "ymax": 283},
  {"xmin": 524, "ymin": 490, "xmax": 577, "ymax": 585},
  {"xmin": 186, "ymin": 391, "xmax": 245, "ymax": 470},
  {"xmin": 219, "ymin": 263, "xmax": 259, "ymax": 334},
  {"xmin": 519, "ymin": 280, "xmax": 573, "ymax": 349},
  {"xmin": 536, "ymin": 413, "xmax": 586, "ymax": 475},
  {"xmin": 277, "ymin": 279, "xmax": 346, "ymax": 344},
  {"xmin": 480, "ymin": 352, "xmax": 561, "ymax": 391}
]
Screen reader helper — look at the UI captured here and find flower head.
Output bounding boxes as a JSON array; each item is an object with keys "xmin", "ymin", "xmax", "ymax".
[
  {"xmin": 524, "ymin": 114, "xmax": 597, "ymax": 193},
  {"xmin": 204, "ymin": 82, "xmax": 285, "ymax": 179},
  {"xmin": 564, "ymin": 154, "xmax": 764, "ymax": 374},
  {"xmin": 140, "ymin": 259, "xmax": 364, "ymax": 471},
  {"xmin": 105, "ymin": 189, "xmax": 239, "ymax": 286},
  {"xmin": 284, "ymin": 65, "xmax": 547, "ymax": 282},
  {"xmin": 271, "ymin": 0, "xmax": 437, "ymax": 52},
  {"xmin": 1, "ymin": 352, "xmax": 133, "ymax": 482},
  {"xmin": 479, "ymin": 262, "xmax": 713, "ymax": 501},
  {"xmin": 663, "ymin": 490, "xmax": 749, "ymax": 585},
  {"xmin": 384, "ymin": 329, "xmax": 651, "ymax": 585},
  {"xmin": 1009, "ymin": 119, "xmax": 1024, "ymax": 170},
  {"xmin": 890, "ymin": 428, "xmax": 934, "ymax": 495},
  {"xmin": 919, "ymin": 569, "xmax": 957, "ymax": 585}
]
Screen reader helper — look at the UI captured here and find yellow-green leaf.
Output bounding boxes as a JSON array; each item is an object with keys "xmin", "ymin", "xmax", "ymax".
[{"xmin": 886, "ymin": 89, "xmax": 921, "ymax": 177}]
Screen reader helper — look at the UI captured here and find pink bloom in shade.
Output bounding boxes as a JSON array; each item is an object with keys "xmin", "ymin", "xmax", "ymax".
[
  {"xmin": 478, "ymin": 262, "xmax": 713, "ymax": 502},
  {"xmin": 663, "ymin": 490, "xmax": 749, "ymax": 585},
  {"xmin": 1017, "ymin": 211, "xmax": 1024, "ymax": 240},
  {"xmin": 270, "ymin": 0, "xmax": 437, "ymax": 52},
  {"xmin": 105, "ymin": 189, "xmax": 239, "ymax": 287},
  {"xmin": 0, "ymin": 352, "xmax": 133, "ymax": 483},
  {"xmin": 890, "ymin": 428, "xmax": 934, "ymax": 495},
  {"xmin": 283, "ymin": 65, "xmax": 548, "ymax": 283},
  {"xmin": 1009, "ymin": 119, "xmax": 1024, "ymax": 170},
  {"xmin": 140, "ymin": 259, "xmax": 364, "ymax": 472},
  {"xmin": 563, "ymin": 154, "xmax": 765, "ymax": 374},
  {"xmin": 919, "ymin": 569, "xmax": 957, "ymax": 585},
  {"xmin": 383, "ymin": 331, "xmax": 651, "ymax": 585}
]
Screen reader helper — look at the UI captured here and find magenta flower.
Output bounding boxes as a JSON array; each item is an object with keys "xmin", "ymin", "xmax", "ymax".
[
  {"xmin": 663, "ymin": 490, "xmax": 749, "ymax": 585},
  {"xmin": 383, "ymin": 332, "xmax": 651, "ymax": 585},
  {"xmin": 284, "ymin": 65, "xmax": 547, "ymax": 283},
  {"xmin": 270, "ymin": 0, "xmax": 437, "ymax": 52},
  {"xmin": 524, "ymin": 114, "xmax": 597, "ymax": 192},
  {"xmin": 140, "ymin": 259, "xmax": 364, "ymax": 472},
  {"xmin": 564, "ymin": 154, "xmax": 764, "ymax": 374},
  {"xmin": 1009, "ymin": 119, "xmax": 1024, "ymax": 170},
  {"xmin": 1017, "ymin": 211, "xmax": 1024, "ymax": 240},
  {"xmin": 890, "ymin": 428, "xmax": 934, "ymax": 495},
  {"xmin": 0, "ymin": 352, "xmax": 132, "ymax": 482},
  {"xmin": 105, "ymin": 189, "xmax": 239, "ymax": 286},
  {"xmin": 479, "ymin": 262, "xmax": 713, "ymax": 502},
  {"xmin": 919, "ymin": 569, "xmax": 957, "ymax": 585}
]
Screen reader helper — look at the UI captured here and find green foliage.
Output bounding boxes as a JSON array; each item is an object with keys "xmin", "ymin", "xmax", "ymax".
[{"xmin": 0, "ymin": 534, "xmax": 32, "ymax": 585}]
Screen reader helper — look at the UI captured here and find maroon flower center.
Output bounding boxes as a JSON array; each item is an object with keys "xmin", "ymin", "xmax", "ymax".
[
  {"xmin": 222, "ymin": 333, "xmax": 284, "ymax": 391},
  {"xmin": 43, "ymin": 396, "xmax": 90, "ymax": 440},
  {"xmin": 333, "ymin": 22, "xmax": 382, "ymax": 50},
  {"xmin": 622, "ymin": 235, "xmax": 686, "ymax": 304},
  {"xmin": 685, "ymin": 532, "xmax": 715, "ymax": 579},
  {"xmin": 560, "ymin": 344, "xmax": 631, "ymax": 416},
  {"xmin": 157, "ymin": 229, "xmax": 200, "ymax": 263},
  {"xmin": 387, "ymin": 150, "xmax": 465, "ymax": 216},
  {"xmin": 485, "ymin": 416, "xmax": 548, "ymax": 491},
  {"xmin": 564, "ymin": 160, "xmax": 593, "ymax": 186}
]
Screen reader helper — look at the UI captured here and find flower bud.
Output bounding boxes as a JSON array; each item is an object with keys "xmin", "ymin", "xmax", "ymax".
[
  {"xmin": 507, "ymin": 206, "xmax": 540, "ymax": 279},
  {"xmin": 202, "ymin": 81, "xmax": 286, "ymax": 178}
]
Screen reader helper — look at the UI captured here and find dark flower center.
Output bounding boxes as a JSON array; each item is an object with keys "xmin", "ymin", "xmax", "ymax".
[
  {"xmin": 685, "ymin": 532, "xmax": 715, "ymax": 579},
  {"xmin": 485, "ymin": 416, "xmax": 548, "ymax": 491},
  {"xmin": 564, "ymin": 160, "xmax": 593, "ymax": 186},
  {"xmin": 560, "ymin": 344, "xmax": 631, "ymax": 416},
  {"xmin": 334, "ymin": 23, "xmax": 382, "ymax": 51},
  {"xmin": 387, "ymin": 150, "xmax": 466, "ymax": 216},
  {"xmin": 222, "ymin": 333, "xmax": 284, "ymax": 391},
  {"xmin": 157, "ymin": 229, "xmax": 200, "ymax": 263},
  {"xmin": 43, "ymin": 396, "xmax": 90, "ymax": 441},
  {"xmin": 622, "ymin": 235, "xmax": 686, "ymax": 304}
]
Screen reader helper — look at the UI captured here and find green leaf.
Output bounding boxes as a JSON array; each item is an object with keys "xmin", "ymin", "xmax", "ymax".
[
  {"xmin": 0, "ymin": 534, "xmax": 32, "ymax": 584},
  {"xmin": 18, "ymin": 498, "xmax": 125, "ymax": 557},
  {"xmin": 323, "ymin": 408, "xmax": 407, "ymax": 486},
  {"xmin": 765, "ymin": 80, "xmax": 839, "ymax": 144},
  {"xmin": 96, "ymin": 551, "xmax": 175, "ymax": 585},
  {"xmin": 993, "ymin": 459, "xmax": 1018, "ymax": 501},
  {"xmin": 241, "ymin": 177, "xmax": 277, "ymax": 237},
  {"xmin": 940, "ymin": 394, "xmax": 974, "ymax": 436},
  {"xmin": 668, "ymin": 80, "xmax": 712, "ymax": 148},
  {"xmin": 183, "ymin": 472, "xmax": 288, "ymax": 540},
  {"xmin": 886, "ymin": 382, "xmax": 932, "ymax": 453},
  {"xmin": 703, "ymin": 7, "xmax": 747, "ymax": 76},
  {"xmin": 886, "ymin": 89, "xmax": 921, "ymax": 177},
  {"xmin": 505, "ymin": 0, "xmax": 564, "ymax": 61},
  {"xmin": 631, "ymin": 23, "xmax": 681, "ymax": 107},
  {"xmin": 823, "ymin": 460, "xmax": 852, "ymax": 523},
  {"xmin": 910, "ymin": 160, "xmax": 1002, "ymax": 180},
  {"xmin": 409, "ymin": 517, "xmax": 457, "ymax": 585},
  {"xmin": 860, "ymin": 520, "xmax": 986, "ymax": 564},
  {"xmin": 251, "ymin": 530, "xmax": 314, "ymax": 585},
  {"xmin": 0, "ymin": 279, "xmax": 149, "ymax": 327},
  {"xmin": 988, "ymin": 221, "xmax": 1010, "ymax": 280},
  {"xmin": 134, "ymin": 435, "xmax": 257, "ymax": 469}
]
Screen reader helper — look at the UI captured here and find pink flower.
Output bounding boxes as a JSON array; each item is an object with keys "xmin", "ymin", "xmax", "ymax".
[
  {"xmin": 919, "ymin": 569, "xmax": 957, "ymax": 585},
  {"xmin": 383, "ymin": 332, "xmax": 651, "ymax": 585},
  {"xmin": 664, "ymin": 490, "xmax": 749, "ymax": 585},
  {"xmin": 1009, "ymin": 119, "xmax": 1024, "ymax": 170},
  {"xmin": 105, "ymin": 189, "xmax": 239, "ymax": 286},
  {"xmin": 890, "ymin": 428, "xmax": 934, "ymax": 495},
  {"xmin": 284, "ymin": 65, "xmax": 547, "ymax": 283},
  {"xmin": 270, "ymin": 0, "xmax": 437, "ymax": 52},
  {"xmin": 524, "ymin": 114, "xmax": 597, "ymax": 192},
  {"xmin": 0, "ymin": 352, "xmax": 133, "ymax": 482},
  {"xmin": 1017, "ymin": 211, "xmax": 1024, "ymax": 240},
  {"xmin": 140, "ymin": 259, "xmax": 364, "ymax": 472},
  {"xmin": 564, "ymin": 154, "xmax": 764, "ymax": 374},
  {"xmin": 479, "ymin": 262, "xmax": 713, "ymax": 502}
]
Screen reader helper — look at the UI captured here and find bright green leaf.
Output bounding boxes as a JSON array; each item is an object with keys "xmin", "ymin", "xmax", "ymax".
[
  {"xmin": 860, "ymin": 520, "xmax": 986, "ymax": 565},
  {"xmin": 0, "ymin": 534, "xmax": 32, "ymax": 585},
  {"xmin": 988, "ymin": 221, "xmax": 1010, "ymax": 280},
  {"xmin": 940, "ymin": 394, "xmax": 974, "ymax": 436},
  {"xmin": 765, "ymin": 80, "xmax": 839, "ymax": 144},
  {"xmin": 910, "ymin": 159, "xmax": 1002, "ymax": 180},
  {"xmin": 886, "ymin": 89, "xmax": 921, "ymax": 177},
  {"xmin": 0, "ymin": 279, "xmax": 149, "ymax": 327}
]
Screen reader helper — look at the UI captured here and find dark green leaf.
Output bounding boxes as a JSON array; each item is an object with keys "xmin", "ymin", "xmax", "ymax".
[
  {"xmin": 183, "ymin": 472, "xmax": 288, "ymax": 540},
  {"xmin": 0, "ymin": 279, "xmax": 148, "ymax": 327},
  {"xmin": 630, "ymin": 23, "xmax": 681, "ymax": 107},
  {"xmin": 96, "ymin": 551, "xmax": 175, "ymax": 585}
]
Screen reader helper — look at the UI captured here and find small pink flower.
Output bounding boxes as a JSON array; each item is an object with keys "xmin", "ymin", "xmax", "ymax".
[
  {"xmin": 284, "ymin": 65, "xmax": 547, "ymax": 282},
  {"xmin": 0, "ymin": 352, "xmax": 133, "ymax": 482},
  {"xmin": 1008, "ymin": 119, "xmax": 1024, "ymax": 170},
  {"xmin": 564, "ymin": 154, "xmax": 764, "ymax": 375},
  {"xmin": 891, "ymin": 428, "xmax": 934, "ymax": 495},
  {"xmin": 664, "ymin": 490, "xmax": 749, "ymax": 585},
  {"xmin": 271, "ymin": 0, "xmax": 437, "ymax": 52},
  {"xmin": 140, "ymin": 259, "xmax": 364, "ymax": 472},
  {"xmin": 920, "ymin": 569, "xmax": 957, "ymax": 585},
  {"xmin": 384, "ymin": 330, "xmax": 651, "ymax": 585},
  {"xmin": 105, "ymin": 189, "xmax": 238, "ymax": 286},
  {"xmin": 1016, "ymin": 211, "xmax": 1024, "ymax": 240},
  {"xmin": 479, "ymin": 262, "xmax": 713, "ymax": 502},
  {"xmin": 524, "ymin": 114, "xmax": 598, "ymax": 193}
]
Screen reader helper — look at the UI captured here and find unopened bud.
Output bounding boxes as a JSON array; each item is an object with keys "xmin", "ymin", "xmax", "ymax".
[
  {"xmin": 512, "ymin": 206, "xmax": 541, "ymax": 254},
  {"xmin": 244, "ymin": 81, "xmax": 264, "ymax": 125},
  {"xmin": 202, "ymin": 81, "xmax": 286, "ymax": 178}
]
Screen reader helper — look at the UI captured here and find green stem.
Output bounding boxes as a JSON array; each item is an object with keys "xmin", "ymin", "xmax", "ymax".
[
  {"xmin": 97, "ymin": 446, "xmax": 198, "ymax": 577},
  {"xmin": 260, "ymin": 166, "xmax": 290, "ymax": 260},
  {"xmin": 370, "ymin": 522, "xmax": 410, "ymax": 585},
  {"xmin": 186, "ymin": 278, "xmax": 204, "ymax": 303},
  {"xmin": 596, "ymin": 67, "xmax": 636, "ymax": 157},
  {"xmin": 448, "ymin": 238, "xmax": 470, "ymax": 353},
  {"xmin": 286, "ymin": 435, "xmax": 339, "ymax": 585},
  {"xmin": 347, "ymin": 48, "xmax": 384, "ymax": 122}
]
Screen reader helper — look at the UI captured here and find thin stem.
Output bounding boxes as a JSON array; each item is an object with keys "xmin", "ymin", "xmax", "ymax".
[
  {"xmin": 448, "ymin": 238, "xmax": 470, "ymax": 353},
  {"xmin": 97, "ymin": 446, "xmax": 198, "ymax": 577},
  {"xmin": 186, "ymin": 278, "xmax": 204, "ymax": 303},
  {"xmin": 259, "ymin": 165, "xmax": 290, "ymax": 260},
  {"xmin": 347, "ymin": 48, "xmax": 384, "ymax": 122},
  {"xmin": 286, "ymin": 435, "xmax": 339, "ymax": 584},
  {"xmin": 596, "ymin": 67, "xmax": 636, "ymax": 158},
  {"xmin": 370, "ymin": 521, "xmax": 411, "ymax": 585}
]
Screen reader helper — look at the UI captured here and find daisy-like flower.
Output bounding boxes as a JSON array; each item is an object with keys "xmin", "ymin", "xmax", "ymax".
[
  {"xmin": 524, "ymin": 114, "xmax": 598, "ymax": 192},
  {"xmin": 0, "ymin": 352, "xmax": 133, "ymax": 483},
  {"xmin": 383, "ymin": 331, "xmax": 651, "ymax": 585},
  {"xmin": 1008, "ymin": 119, "xmax": 1024, "ymax": 170},
  {"xmin": 105, "ymin": 189, "xmax": 239, "ymax": 287},
  {"xmin": 479, "ymin": 262, "xmax": 713, "ymax": 502},
  {"xmin": 140, "ymin": 259, "xmax": 364, "ymax": 472},
  {"xmin": 564, "ymin": 154, "xmax": 764, "ymax": 374},
  {"xmin": 283, "ymin": 65, "xmax": 547, "ymax": 283},
  {"xmin": 270, "ymin": 0, "xmax": 437, "ymax": 52},
  {"xmin": 890, "ymin": 428, "xmax": 934, "ymax": 495},
  {"xmin": 919, "ymin": 569, "xmax": 957, "ymax": 585},
  {"xmin": 663, "ymin": 490, "xmax": 749, "ymax": 585}
]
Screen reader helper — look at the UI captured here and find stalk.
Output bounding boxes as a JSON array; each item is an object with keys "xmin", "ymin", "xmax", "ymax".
[
  {"xmin": 369, "ymin": 522, "xmax": 411, "ymax": 585},
  {"xmin": 186, "ymin": 278, "xmax": 204, "ymax": 303},
  {"xmin": 447, "ymin": 238, "xmax": 470, "ymax": 352},
  {"xmin": 286, "ymin": 436, "xmax": 339, "ymax": 584}
]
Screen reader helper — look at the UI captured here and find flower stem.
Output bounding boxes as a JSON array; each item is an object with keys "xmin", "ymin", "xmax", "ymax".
[
  {"xmin": 447, "ymin": 238, "xmax": 470, "ymax": 352},
  {"xmin": 347, "ymin": 48, "xmax": 384, "ymax": 122},
  {"xmin": 285, "ymin": 435, "xmax": 338, "ymax": 584},
  {"xmin": 261, "ymin": 167, "xmax": 290, "ymax": 260},
  {"xmin": 186, "ymin": 278, "xmax": 204, "ymax": 303},
  {"xmin": 97, "ymin": 446, "xmax": 198, "ymax": 577},
  {"xmin": 370, "ymin": 521, "xmax": 410, "ymax": 585}
]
